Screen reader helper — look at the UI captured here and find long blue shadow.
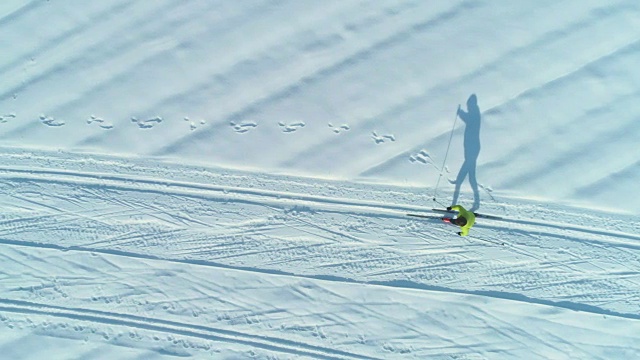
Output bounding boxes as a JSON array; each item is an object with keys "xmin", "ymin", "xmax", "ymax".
[{"xmin": 451, "ymin": 94, "xmax": 481, "ymax": 211}]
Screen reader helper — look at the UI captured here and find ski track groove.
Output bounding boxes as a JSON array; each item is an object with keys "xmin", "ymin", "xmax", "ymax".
[
  {"xmin": 0, "ymin": 298, "xmax": 378, "ymax": 360},
  {"xmin": 1, "ymin": 165, "xmax": 637, "ymax": 245}
]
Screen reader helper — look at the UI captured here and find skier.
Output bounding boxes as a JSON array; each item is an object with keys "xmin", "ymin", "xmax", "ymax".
[{"xmin": 442, "ymin": 204, "xmax": 475, "ymax": 236}]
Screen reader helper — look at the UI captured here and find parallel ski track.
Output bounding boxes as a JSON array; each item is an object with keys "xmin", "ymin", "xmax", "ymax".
[
  {"xmin": 0, "ymin": 164, "xmax": 639, "ymax": 321},
  {"xmin": 1, "ymin": 234, "xmax": 639, "ymax": 322},
  {"xmin": 0, "ymin": 298, "xmax": 378, "ymax": 360},
  {"xmin": 0, "ymin": 165, "xmax": 638, "ymax": 247}
]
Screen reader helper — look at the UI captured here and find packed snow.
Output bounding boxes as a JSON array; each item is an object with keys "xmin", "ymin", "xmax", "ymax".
[{"xmin": 1, "ymin": 1, "xmax": 639, "ymax": 359}]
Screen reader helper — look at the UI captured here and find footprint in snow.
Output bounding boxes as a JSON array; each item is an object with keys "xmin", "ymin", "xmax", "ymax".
[
  {"xmin": 184, "ymin": 116, "xmax": 206, "ymax": 131},
  {"xmin": 230, "ymin": 120, "xmax": 257, "ymax": 133},
  {"xmin": 409, "ymin": 149, "xmax": 433, "ymax": 165},
  {"xmin": 87, "ymin": 115, "xmax": 114, "ymax": 129},
  {"xmin": 39, "ymin": 114, "xmax": 65, "ymax": 127},
  {"xmin": 372, "ymin": 131, "xmax": 395, "ymax": 144},
  {"xmin": 328, "ymin": 122, "xmax": 350, "ymax": 134},
  {"xmin": 278, "ymin": 121, "xmax": 305, "ymax": 133},
  {"xmin": 0, "ymin": 113, "xmax": 16, "ymax": 123},
  {"xmin": 131, "ymin": 116, "xmax": 162, "ymax": 129}
]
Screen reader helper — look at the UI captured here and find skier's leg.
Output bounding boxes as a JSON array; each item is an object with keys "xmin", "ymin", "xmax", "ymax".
[
  {"xmin": 451, "ymin": 164, "xmax": 468, "ymax": 205},
  {"xmin": 469, "ymin": 161, "xmax": 480, "ymax": 211}
]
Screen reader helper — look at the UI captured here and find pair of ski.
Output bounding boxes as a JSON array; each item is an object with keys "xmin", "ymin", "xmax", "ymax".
[
  {"xmin": 407, "ymin": 208, "xmax": 505, "ymax": 246},
  {"xmin": 407, "ymin": 208, "xmax": 503, "ymax": 220}
]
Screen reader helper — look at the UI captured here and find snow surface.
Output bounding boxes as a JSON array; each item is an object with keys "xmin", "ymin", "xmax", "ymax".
[{"xmin": 1, "ymin": 1, "xmax": 640, "ymax": 359}]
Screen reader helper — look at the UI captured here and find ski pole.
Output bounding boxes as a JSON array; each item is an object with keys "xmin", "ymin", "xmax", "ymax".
[{"xmin": 432, "ymin": 105, "xmax": 460, "ymax": 205}]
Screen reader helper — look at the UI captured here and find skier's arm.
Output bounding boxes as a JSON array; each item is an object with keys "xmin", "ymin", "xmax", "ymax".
[{"xmin": 457, "ymin": 107, "xmax": 469, "ymax": 123}]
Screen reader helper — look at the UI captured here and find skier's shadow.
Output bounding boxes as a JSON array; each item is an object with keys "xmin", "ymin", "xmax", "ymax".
[{"xmin": 451, "ymin": 94, "xmax": 481, "ymax": 211}]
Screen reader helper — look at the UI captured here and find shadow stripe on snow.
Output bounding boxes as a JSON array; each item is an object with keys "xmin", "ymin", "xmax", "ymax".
[{"xmin": 0, "ymin": 237, "xmax": 638, "ymax": 322}]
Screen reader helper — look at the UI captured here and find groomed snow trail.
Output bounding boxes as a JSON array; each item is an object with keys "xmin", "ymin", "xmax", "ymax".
[{"xmin": 0, "ymin": 148, "xmax": 638, "ymax": 358}]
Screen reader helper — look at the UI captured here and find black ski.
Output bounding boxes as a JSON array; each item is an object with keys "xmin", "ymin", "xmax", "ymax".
[
  {"xmin": 407, "ymin": 213, "xmax": 443, "ymax": 220},
  {"xmin": 431, "ymin": 208, "xmax": 503, "ymax": 220}
]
